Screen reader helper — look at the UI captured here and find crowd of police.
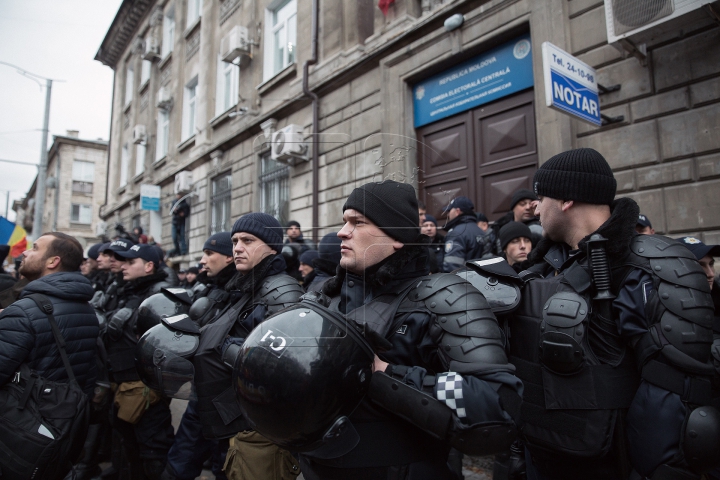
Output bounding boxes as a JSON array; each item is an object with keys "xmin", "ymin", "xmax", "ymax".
[{"xmin": 1, "ymin": 147, "xmax": 719, "ymax": 480}]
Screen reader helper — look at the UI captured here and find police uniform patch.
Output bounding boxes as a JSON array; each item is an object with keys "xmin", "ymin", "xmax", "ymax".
[
  {"xmin": 436, "ymin": 372, "xmax": 466, "ymax": 418},
  {"xmin": 683, "ymin": 237, "xmax": 702, "ymax": 245},
  {"xmin": 445, "ymin": 241, "xmax": 453, "ymax": 253}
]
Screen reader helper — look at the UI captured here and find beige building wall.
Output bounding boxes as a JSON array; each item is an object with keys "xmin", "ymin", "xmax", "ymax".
[{"xmin": 97, "ymin": 0, "xmax": 720, "ymax": 266}]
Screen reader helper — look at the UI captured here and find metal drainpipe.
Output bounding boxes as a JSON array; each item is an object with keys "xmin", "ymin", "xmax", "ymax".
[{"xmin": 302, "ymin": 0, "xmax": 319, "ymax": 244}]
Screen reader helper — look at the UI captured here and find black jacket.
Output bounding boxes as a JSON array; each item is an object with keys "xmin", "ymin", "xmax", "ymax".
[
  {"xmin": 0, "ymin": 272, "xmax": 99, "ymax": 396},
  {"xmin": 442, "ymin": 213, "xmax": 484, "ymax": 272},
  {"xmin": 172, "ymin": 198, "xmax": 190, "ymax": 226}
]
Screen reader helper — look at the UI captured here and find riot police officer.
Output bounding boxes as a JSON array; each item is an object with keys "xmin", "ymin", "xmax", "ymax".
[
  {"xmin": 507, "ymin": 148, "xmax": 719, "ymax": 479},
  {"xmin": 106, "ymin": 244, "xmax": 175, "ymax": 478},
  {"xmin": 192, "ymin": 214, "xmax": 304, "ymax": 479},
  {"xmin": 162, "ymin": 232, "xmax": 237, "ymax": 480},
  {"xmin": 290, "ymin": 180, "xmax": 522, "ymax": 479}
]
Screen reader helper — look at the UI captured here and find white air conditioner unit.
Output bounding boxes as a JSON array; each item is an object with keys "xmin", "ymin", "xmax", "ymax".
[
  {"xmin": 174, "ymin": 171, "xmax": 193, "ymax": 194},
  {"xmin": 221, "ymin": 26, "xmax": 252, "ymax": 64},
  {"xmin": 604, "ymin": 0, "xmax": 714, "ymax": 44},
  {"xmin": 144, "ymin": 37, "xmax": 161, "ymax": 60},
  {"xmin": 156, "ymin": 89, "xmax": 174, "ymax": 112},
  {"xmin": 132, "ymin": 125, "xmax": 147, "ymax": 144},
  {"xmin": 271, "ymin": 124, "xmax": 308, "ymax": 166}
]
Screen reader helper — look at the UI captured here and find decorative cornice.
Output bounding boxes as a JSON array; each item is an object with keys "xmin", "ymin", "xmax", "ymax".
[{"xmin": 95, "ymin": 0, "xmax": 155, "ymax": 68}]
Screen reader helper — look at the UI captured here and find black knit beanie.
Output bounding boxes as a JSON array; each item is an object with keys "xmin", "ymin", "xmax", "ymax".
[
  {"xmin": 203, "ymin": 232, "xmax": 233, "ymax": 257},
  {"xmin": 533, "ymin": 148, "xmax": 616, "ymax": 205},
  {"xmin": 343, "ymin": 180, "xmax": 420, "ymax": 244},
  {"xmin": 231, "ymin": 213, "xmax": 284, "ymax": 253},
  {"xmin": 510, "ymin": 189, "xmax": 537, "ymax": 210},
  {"xmin": 499, "ymin": 221, "xmax": 533, "ymax": 250},
  {"xmin": 318, "ymin": 232, "xmax": 342, "ymax": 266}
]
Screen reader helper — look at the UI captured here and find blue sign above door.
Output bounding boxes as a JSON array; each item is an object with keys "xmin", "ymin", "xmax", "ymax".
[{"xmin": 413, "ymin": 34, "xmax": 534, "ymax": 128}]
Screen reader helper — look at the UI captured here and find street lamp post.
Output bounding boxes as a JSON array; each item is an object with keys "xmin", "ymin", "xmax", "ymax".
[
  {"xmin": 0, "ymin": 61, "xmax": 61, "ymax": 240},
  {"xmin": 33, "ymin": 78, "xmax": 52, "ymax": 239}
]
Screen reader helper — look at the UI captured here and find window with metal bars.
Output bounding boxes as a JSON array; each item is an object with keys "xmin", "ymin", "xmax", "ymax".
[
  {"xmin": 259, "ymin": 153, "xmax": 289, "ymax": 227},
  {"xmin": 210, "ymin": 171, "xmax": 232, "ymax": 234}
]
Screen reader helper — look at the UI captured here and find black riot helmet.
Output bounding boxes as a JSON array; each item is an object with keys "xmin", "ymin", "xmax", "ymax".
[
  {"xmin": 229, "ymin": 291, "xmax": 374, "ymax": 458},
  {"xmin": 135, "ymin": 314, "xmax": 199, "ymax": 400},
  {"xmin": 136, "ymin": 287, "xmax": 193, "ymax": 336}
]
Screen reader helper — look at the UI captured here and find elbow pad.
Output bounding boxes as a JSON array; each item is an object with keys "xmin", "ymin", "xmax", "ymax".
[{"xmin": 367, "ymin": 371, "xmax": 516, "ymax": 456}]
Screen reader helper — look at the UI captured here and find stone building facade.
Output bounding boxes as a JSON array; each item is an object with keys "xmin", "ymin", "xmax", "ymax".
[
  {"xmin": 95, "ymin": 0, "xmax": 720, "ymax": 266},
  {"xmin": 15, "ymin": 131, "xmax": 109, "ymax": 249}
]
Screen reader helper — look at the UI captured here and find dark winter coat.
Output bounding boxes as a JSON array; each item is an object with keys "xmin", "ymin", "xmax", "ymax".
[
  {"xmin": 442, "ymin": 213, "xmax": 484, "ymax": 272},
  {"xmin": 172, "ymin": 198, "xmax": 190, "ymax": 226},
  {"xmin": 0, "ymin": 272, "xmax": 99, "ymax": 396}
]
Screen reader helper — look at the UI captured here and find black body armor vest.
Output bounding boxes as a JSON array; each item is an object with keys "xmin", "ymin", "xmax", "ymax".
[{"xmin": 509, "ymin": 255, "xmax": 640, "ymax": 461}]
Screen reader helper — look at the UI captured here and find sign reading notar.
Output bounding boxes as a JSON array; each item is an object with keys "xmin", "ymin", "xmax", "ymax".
[
  {"xmin": 542, "ymin": 42, "xmax": 601, "ymax": 126},
  {"xmin": 413, "ymin": 34, "xmax": 534, "ymax": 128}
]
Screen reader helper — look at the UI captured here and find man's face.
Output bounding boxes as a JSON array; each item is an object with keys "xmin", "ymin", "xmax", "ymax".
[
  {"xmin": 121, "ymin": 257, "xmax": 152, "ymax": 281},
  {"xmin": 186, "ymin": 272, "xmax": 197, "ymax": 283},
  {"xmin": 97, "ymin": 252, "xmax": 112, "ymax": 270},
  {"xmin": 299, "ymin": 262, "xmax": 314, "ymax": 278},
  {"xmin": 338, "ymin": 209, "xmax": 402, "ymax": 274},
  {"xmin": 513, "ymin": 199, "xmax": 536, "ymax": 222},
  {"xmin": 699, "ymin": 255, "xmax": 716, "ymax": 291},
  {"xmin": 178, "ymin": 271, "xmax": 187, "ymax": 281},
  {"xmin": 504, "ymin": 237, "xmax": 532, "ymax": 266},
  {"xmin": 19, "ymin": 235, "xmax": 53, "ymax": 281},
  {"xmin": 80, "ymin": 258, "xmax": 97, "ymax": 275},
  {"xmin": 635, "ymin": 225, "xmax": 655, "ymax": 235},
  {"xmin": 477, "ymin": 221, "xmax": 489, "ymax": 231},
  {"xmin": 534, "ymin": 196, "xmax": 564, "ymax": 242},
  {"xmin": 286, "ymin": 226, "xmax": 301, "ymax": 240},
  {"xmin": 200, "ymin": 249, "xmax": 233, "ymax": 277},
  {"xmin": 109, "ymin": 254, "xmax": 124, "ymax": 273},
  {"xmin": 447, "ymin": 207, "xmax": 460, "ymax": 221},
  {"xmin": 232, "ymin": 232, "xmax": 276, "ymax": 273},
  {"xmin": 421, "ymin": 221, "xmax": 437, "ymax": 238},
  {"xmin": 418, "ymin": 208, "xmax": 426, "ymax": 226}
]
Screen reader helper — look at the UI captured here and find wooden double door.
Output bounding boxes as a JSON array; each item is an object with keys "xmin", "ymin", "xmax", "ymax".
[{"xmin": 417, "ymin": 89, "xmax": 538, "ymax": 222}]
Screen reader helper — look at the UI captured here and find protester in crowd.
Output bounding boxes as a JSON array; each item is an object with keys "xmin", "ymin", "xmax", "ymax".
[
  {"xmin": 81, "ymin": 243, "xmax": 101, "ymax": 282},
  {"xmin": 421, "ymin": 214, "xmax": 444, "ymax": 273},
  {"xmin": 0, "ymin": 232, "xmax": 98, "ymax": 392},
  {"xmin": 177, "ymin": 268, "xmax": 188, "ymax": 287},
  {"xmin": 133, "ymin": 226, "xmax": 148, "ymax": 244},
  {"xmin": 296, "ymin": 180, "xmax": 521, "ymax": 478},
  {"xmin": 185, "ymin": 266, "xmax": 199, "ymax": 288},
  {"xmin": 475, "ymin": 212, "xmax": 496, "ymax": 259},
  {"xmin": 487, "ymin": 189, "xmax": 542, "ymax": 256},
  {"xmin": 298, "ymin": 249, "xmax": 319, "ymax": 290},
  {"xmin": 418, "ymin": 199, "xmax": 427, "ymax": 225},
  {"xmin": 0, "ymin": 244, "xmax": 18, "ymax": 308},
  {"xmin": 190, "ymin": 213, "xmax": 304, "ymax": 479},
  {"xmin": 441, "ymin": 196, "xmax": 484, "ymax": 272},
  {"xmin": 162, "ymin": 232, "xmax": 237, "ymax": 480},
  {"xmin": 498, "ymin": 221, "xmax": 533, "ymax": 269},
  {"xmin": 504, "ymin": 148, "xmax": 716, "ymax": 479},
  {"xmin": 171, "ymin": 193, "xmax": 190, "ymax": 256},
  {"xmin": 105, "ymin": 243, "xmax": 175, "ymax": 478},
  {"xmin": 282, "ymin": 220, "xmax": 313, "ymax": 281},
  {"xmin": 636, "ymin": 214, "xmax": 655, "ymax": 234},
  {"xmin": 305, "ymin": 232, "xmax": 341, "ymax": 292}
]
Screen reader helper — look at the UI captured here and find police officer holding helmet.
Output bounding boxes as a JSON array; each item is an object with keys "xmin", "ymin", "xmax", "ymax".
[
  {"xmin": 506, "ymin": 148, "xmax": 720, "ymax": 479},
  {"xmin": 234, "ymin": 180, "xmax": 522, "ymax": 479}
]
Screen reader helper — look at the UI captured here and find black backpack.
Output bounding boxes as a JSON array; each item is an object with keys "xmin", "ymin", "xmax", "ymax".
[{"xmin": 0, "ymin": 294, "xmax": 90, "ymax": 480}]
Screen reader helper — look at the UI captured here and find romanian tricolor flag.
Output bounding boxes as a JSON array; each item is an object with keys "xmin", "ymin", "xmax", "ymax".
[{"xmin": 0, "ymin": 217, "xmax": 31, "ymax": 258}]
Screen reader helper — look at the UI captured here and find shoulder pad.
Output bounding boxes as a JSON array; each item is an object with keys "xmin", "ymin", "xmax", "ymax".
[
  {"xmin": 649, "ymin": 256, "xmax": 710, "ymax": 291},
  {"xmin": 631, "ymin": 234, "xmax": 696, "ymax": 259},
  {"xmin": 408, "ymin": 274, "xmax": 492, "ymax": 315},
  {"xmin": 457, "ymin": 258, "xmax": 521, "ymax": 314},
  {"xmin": 259, "ymin": 274, "xmax": 304, "ymax": 306},
  {"xmin": 657, "ymin": 282, "xmax": 714, "ymax": 328}
]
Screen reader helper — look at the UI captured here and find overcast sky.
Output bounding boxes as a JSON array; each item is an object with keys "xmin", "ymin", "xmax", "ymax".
[{"xmin": 0, "ymin": 0, "xmax": 123, "ymax": 222}]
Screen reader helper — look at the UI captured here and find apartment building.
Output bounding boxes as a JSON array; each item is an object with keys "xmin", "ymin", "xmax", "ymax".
[
  {"xmin": 95, "ymin": 0, "xmax": 720, "ymax": 264},
  {"xmin": 15, "ymin": 130, "xmax": 108, "ymax": 248}
]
